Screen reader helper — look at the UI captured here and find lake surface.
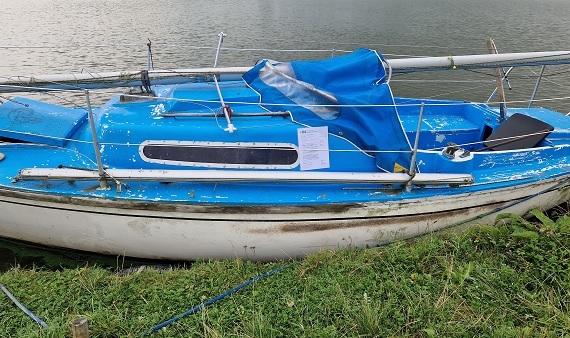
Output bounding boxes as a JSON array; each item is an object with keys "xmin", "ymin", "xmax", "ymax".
[{"xmin": 1, "ymin": 0, "xmax": 569, "ymax": 269}]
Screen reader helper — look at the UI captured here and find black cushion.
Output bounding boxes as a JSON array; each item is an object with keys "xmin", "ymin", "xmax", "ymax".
[{"xmin": 483, "ymin": 113, "xmax": 554, "ymax": 151}]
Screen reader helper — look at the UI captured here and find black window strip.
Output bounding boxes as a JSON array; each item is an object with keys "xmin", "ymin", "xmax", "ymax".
[{"xmin": 142, "ymin": 145, "xmax": 298, "ymax": 166}]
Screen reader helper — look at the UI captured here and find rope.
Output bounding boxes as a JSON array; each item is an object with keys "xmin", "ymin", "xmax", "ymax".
[
  {"xmin": 228, "ymin": 34, "xmax": 485, "ymax": 52},
  {"xmin": 148, "ymin": 264, "xmax": 290, "ymax": 333},
  {"xmin": 0, "ymin": 77, "xmax": 568, "ymax": 157},
  {"xmin": 0, "ymin": 43, "xmax": 353, "ymax": 56},
  {"xmin": 0, "ymin": 283, "xmax": 48, "ymax": 328},
  {"xmin": 117, "ymin": 93, "xmax": 483, "ymax": 108},
  {"xmin": 0, "ymin": 96, "xmax": 29, "ymax": 107},
  {"xmin": 0, "ymin": 126, "xmax": 414, "ymax": 155},
  {"xmin": 53, "ymin": 89, "xmax": 570, "ymax": 108},
  {"xmin": 0, "ymin": 41, "xmax": 480, "ymax": 54},
  {"xmin": 392, "ymin": 79, "xmax": 494, "ymax": 83},
  {"xmin": 0, "ymin": 91, "xmax": 565, "ymax": 156}
]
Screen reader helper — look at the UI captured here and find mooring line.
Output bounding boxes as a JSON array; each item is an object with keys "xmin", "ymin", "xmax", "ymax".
[
  {"xmin": 0, "ymin": 283, "xmax": 48, "ymax": 328},
  {"xmin": 148, "ymin": 264, "xmax": 291, "ymax": 333}
]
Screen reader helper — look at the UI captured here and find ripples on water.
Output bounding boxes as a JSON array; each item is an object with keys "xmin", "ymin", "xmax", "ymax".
[
  {"xmin": 1, "ymin": 0, "xmax": 570, "ymax": 110},
  {"xmin": 1, "ymin": 0, "xmax": 570, "ymax": 112},
  {"xmin": 0, "ymin": 0, "xmax": 569, "ymax": 267}
]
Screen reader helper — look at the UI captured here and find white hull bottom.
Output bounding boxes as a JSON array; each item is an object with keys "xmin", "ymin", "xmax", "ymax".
[{"xmin": 0, "ymin": 180, "xmax": 568, "ymax": 260}]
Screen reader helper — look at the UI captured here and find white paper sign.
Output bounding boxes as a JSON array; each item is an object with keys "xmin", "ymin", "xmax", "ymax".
[{"xmin": 297, "ymin": 126, "xmax": 330, "ymax": 171}]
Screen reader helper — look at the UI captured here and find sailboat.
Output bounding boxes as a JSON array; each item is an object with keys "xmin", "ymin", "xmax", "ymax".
[{"xmin": 0, "ymin": 36, "xmax": 568, "ymax": 260}]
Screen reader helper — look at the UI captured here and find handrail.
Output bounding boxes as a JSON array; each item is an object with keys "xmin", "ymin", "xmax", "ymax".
[
  {"xmin": 161, "ymin": 111, "xmax": 290, "ymax": 117},
  {"xmin": 17, "ymin": 168, "xmax": 475, "ymax": 185}
]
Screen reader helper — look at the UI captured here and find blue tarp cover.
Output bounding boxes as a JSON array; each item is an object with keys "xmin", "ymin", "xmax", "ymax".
[{"xmin": 243, "ymin": 49, "xmax": 411, "ymax": 171}]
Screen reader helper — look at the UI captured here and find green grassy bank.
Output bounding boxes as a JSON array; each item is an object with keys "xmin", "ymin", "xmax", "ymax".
[{"xmin": 1, "ymin": 208, "xmax": 569, "ymax": 337}]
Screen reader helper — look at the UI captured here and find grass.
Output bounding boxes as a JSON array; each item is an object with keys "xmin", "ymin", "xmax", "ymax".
[{"xmin": 0, "ymin": 207, "xmax": 569, "ymax": 337}]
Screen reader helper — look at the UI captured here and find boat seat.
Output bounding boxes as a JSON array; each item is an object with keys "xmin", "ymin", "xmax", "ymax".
[
  {"xmin": 400, "ymin": 114, "xmax": 480, "ymax": 149},
  {"xmin": 483, "ymin": 113, "xmax": 554, "ymax": 151}
]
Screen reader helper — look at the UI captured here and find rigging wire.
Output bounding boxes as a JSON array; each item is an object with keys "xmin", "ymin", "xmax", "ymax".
[
  {"xmin": 1, "ymin": 42, "xmax": 570, "ymax": 144},
  {"xmin": 0, "ymin": 39, "xmax": 484, "ymax": 53},
  {"xmin": 0, "ymin": 89, "xmax": 568, "ymax": 155}
]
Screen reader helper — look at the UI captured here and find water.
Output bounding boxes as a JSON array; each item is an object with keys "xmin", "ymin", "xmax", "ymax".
[
  {"xmin": 2, "ymin": 0, "xmax": 570, "ymax": 109},
  {"xmin": 1, "ymin": 0, "xmax": 569, "ymax": 269}
]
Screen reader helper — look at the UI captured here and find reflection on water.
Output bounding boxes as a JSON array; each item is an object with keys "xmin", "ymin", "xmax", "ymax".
[{"xmin": 0, "ymin": 0, "xmax": 570, "ymax": 267}]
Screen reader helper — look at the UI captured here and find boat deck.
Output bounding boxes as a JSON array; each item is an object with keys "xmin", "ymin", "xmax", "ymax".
[{"xmin": 0, "ymin": 97, "xmax": 87, "ymax": 146}]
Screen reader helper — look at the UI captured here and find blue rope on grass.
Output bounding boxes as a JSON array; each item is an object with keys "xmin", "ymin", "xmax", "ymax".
[
  {"xmin": 0, "ymin": 283, "xmax": 48, "ymax": 328},
  {"xmin": 150, "ymin": 264, "xmax": 290, "ymax": 333}
]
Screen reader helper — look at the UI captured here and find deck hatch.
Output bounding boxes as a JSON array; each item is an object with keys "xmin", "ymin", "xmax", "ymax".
[{"xmin": 140, "ymin": 141, "xmax": 299, "ymax": 169}]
